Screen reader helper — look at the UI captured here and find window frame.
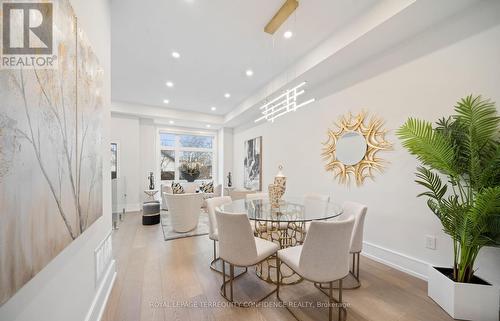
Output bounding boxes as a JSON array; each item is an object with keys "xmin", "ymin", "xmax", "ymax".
[
  {"xmin": 110, "ymin": 141, "xmax": 120, "ymax": 180},
  {"xmin": 157, "ymin": 128, "xmax": 218, "ymax": 184}
]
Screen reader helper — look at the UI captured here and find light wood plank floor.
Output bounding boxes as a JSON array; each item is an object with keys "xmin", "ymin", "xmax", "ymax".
[{"xmin": 101, "ymin": 213, "xmax": 454, "ymax": 321}]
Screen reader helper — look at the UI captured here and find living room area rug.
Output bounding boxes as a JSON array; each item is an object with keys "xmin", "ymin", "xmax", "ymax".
[{"xmin": 160, "ymin": 211, "xmax": 209, "ymax": 241}]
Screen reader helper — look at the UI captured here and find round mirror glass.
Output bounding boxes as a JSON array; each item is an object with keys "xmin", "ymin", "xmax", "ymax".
[{"xmin": 336, "ymin": 131, "xmax": 367, "ymax": 165}]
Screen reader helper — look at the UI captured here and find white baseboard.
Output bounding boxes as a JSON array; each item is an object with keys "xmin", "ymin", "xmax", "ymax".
[
  {"xmin": 84, "ymin": 259, "xmax": 117, "ymax": 321},
  {"xmin": 362, "ymin": 241, "xmax": 429, "ymax": 281}
]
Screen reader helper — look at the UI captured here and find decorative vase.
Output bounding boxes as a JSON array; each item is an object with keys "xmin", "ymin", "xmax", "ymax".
[
  {"xmin": 227, "ymin": 172, "xmax": 232, "ymax": 187},
  {"xmin": 268, "ymin": 165, "xmax": 287, "ymax": 208},
  {"xmin": 148, "ymin": 172, "xmax": 155, "ymax": 190},
  {"xmin": 268, "ymin": 184, "xmax": 283, "ymax": 208},
  {"xmin": 274, "ymin": 164, "xmax": 286, "ymax": 196}
]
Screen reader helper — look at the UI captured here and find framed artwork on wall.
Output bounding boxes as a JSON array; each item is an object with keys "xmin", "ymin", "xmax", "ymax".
[
  {"xmin": 0, "ymin": 0, "xmax": 104, "ymax": 305},
  {"xmin": 244, "ymin": 136, "xmax": 262, "ymax": 191}
]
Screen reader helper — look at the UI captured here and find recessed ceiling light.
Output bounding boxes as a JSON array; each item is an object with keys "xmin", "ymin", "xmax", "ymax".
[
  {"xmin": 163, "ymin": 99, "xmax": 170, "ymax": 104},
  {"xmin": 245, "ymin": 69, "xmax": 254, "ymax": 77},
  {"xmin": 284, "ymin": 30, "xmax": 293, "ymax": 39},
  {"xmin": 169, "ymin": 120, "xmax": 174, "ymax": 124},
  {"xmin": 166, "ymin": 81, "xmax": 174, "ymax": 87},
  {"xmin": 171, "ymin": 51, "xmax": 180, "ymax": 59},
  {"xmin": 206, "ymin": 124, "xmax": 211, "ymax": 128},
  {"xmin": 211, "ymin": 106, "xmax": 217, "ymax": 111},
  {"xmin": 224, "ymin": 93, "xmax": 231, "ymax": 98}
]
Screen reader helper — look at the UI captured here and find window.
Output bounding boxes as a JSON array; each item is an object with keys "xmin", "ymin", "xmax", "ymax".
[
  {"xmin": 160, "ymin": 150, "xmax": 175, "ymax": 180},
  {"xmin": 111, "ymin": 143, "xmax": 117, "ymax": 179},
  {"xmin": 159, "ymin": 132, "xmax": 216, "ymax": 182}
]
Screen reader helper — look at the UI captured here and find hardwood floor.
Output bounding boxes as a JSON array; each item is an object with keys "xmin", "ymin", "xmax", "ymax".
[{"xmin": 101, "ymin": 212, "xmax": 454, "ymax": 321}]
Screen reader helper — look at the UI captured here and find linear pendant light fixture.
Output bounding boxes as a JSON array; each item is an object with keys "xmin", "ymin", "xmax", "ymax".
[
  {"xmin": 255, "ymin": 82, "xmax": 315, "ymax": 123},
  {"xmin": 264, "ymin": 0, "xmax": 299, "ymax": 34}
]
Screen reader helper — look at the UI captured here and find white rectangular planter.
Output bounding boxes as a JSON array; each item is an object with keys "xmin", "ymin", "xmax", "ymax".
[{"xmin": 428, "ymin": 266, "xmax": 499, "ymax": 321}]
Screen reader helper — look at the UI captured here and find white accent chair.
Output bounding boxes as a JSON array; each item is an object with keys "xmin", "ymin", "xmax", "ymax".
[
  {"xmin": 216, "ymin": 210, "xmax": 279, "ymax": 305},
  {"xmin": 342, "ymin": 201, "xmax": 368, "ymax": 288},
  {"xmin": 277, "ymin": 218, "xmax": 355, "ymax": 321},
  {"xmin": 164, "ymin": 193, "xmax": 203, "ymax": 232}
]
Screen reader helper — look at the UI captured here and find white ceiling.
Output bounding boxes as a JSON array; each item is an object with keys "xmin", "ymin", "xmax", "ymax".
[{"xmin": 111, "ymin": 0, "xmax": 380, "ymax": 115}]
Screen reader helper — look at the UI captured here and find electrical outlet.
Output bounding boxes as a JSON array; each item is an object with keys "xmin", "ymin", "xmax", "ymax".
[{"xmin": 425, "ymin": 235, "xmax": 437, "ymax": 250}]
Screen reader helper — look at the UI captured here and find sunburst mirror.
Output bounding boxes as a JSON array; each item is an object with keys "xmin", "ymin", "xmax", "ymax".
[{"xmin": 322, "ymin": 111, "xmax": 392, "ymax": 185}]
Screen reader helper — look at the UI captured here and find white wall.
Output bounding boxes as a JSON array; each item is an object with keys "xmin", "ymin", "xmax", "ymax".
[
  {"xmin": 218, "ymin": 127, "xmax": 234, "ymax": 188},
  {"xmin": 233, "ymin": 25, "xmax": 500, "ymax": 286},
  {"xmin": 110, "ymin": 115, "xmax": 141, "ymax": 211},
  {"xmin": 109, "ymin": 115, "xmax": 158, "ymax": 211},
  {"xmin": 0, "ymin": 1, "xmax": 114, "ymax": 321}
]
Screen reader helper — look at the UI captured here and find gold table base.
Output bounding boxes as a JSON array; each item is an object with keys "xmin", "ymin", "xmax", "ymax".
[{"xmin": 253, "ymin": 219, "xmax": 306, "ymax": 285}]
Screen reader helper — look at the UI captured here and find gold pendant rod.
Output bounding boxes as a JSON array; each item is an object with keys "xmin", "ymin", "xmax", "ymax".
[{"xmin": 264, "ymin": 0, "xmax": 299, "ymax": 35}]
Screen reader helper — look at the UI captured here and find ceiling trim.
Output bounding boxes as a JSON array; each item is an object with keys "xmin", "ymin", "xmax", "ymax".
[{"xmin": 111, "ymin": 101, "xmax": 225, "ymax": 129}]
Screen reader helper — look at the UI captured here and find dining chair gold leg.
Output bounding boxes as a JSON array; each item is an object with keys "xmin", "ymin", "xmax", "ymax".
[
  {"xmin": 338, "ymin": 279, "xmax": 343, "ymax": 321},
  {"xmin": 213, "ymin": 240, "xmax": 217, "ymax": 262},
  {"xmin": 313, "ymin": 278, "xmax": 347, "ymax": 321},
  {"xmin": 219, "ymin": 260, "xmax": 277, "ymax": 306},
  {"xmin": 222, "ymin": 260, "xmax": 226, "ymax": 297},
  {"xmin": 211, "ymin": 240, "xmax": 248, "ymax": 278},
  {"xmin": 355, "ymin": 252, "xmax": 360, "ymax": 282},
  {"xmin": 277, "ymin": 257, "xmax": 281, "ymax": 298},
  {"xmin": 329, "ymin": 281, "xmax": 333, "ymax": 321},
  {"xmin": 230, "ymin": 264, "xmax": 234, "ymax": 302},
  {"xmin": 317, "ymin": 252, "xmax": 361, "ymax": 291}
]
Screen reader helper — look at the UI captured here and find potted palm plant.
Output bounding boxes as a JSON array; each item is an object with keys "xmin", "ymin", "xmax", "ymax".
[{"xmin": 397, "ymin": 95, "xmax": 500, "ymax": 321}]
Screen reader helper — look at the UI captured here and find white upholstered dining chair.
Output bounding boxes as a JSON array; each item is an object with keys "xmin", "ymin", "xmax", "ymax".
[
  {"xmin": 342, "ymin": 201, "xmax": 368, "ymax": 288},
  {"xmin": 302, "ymin": 193, "xmax": 330, "ymax": 241},
  {"xmin": 315, "ymin": 201, "xmax": 368, "ymax": 290},
  {"xmin": 246, "ymin": 192, "xmax": 268, "ymax": 200},
  {"xmin": 216, "ymin": 210, "xmax": 279, "ymax": 305},
  {"xmin": 303, "ymin": 193, "xmax": 330, "ymax": 216},
  {"xmin": 164, "ymin": 193, "xmax": 203, "ymax": 232},
  {"xmin": 228, "ymin": 189, "xmax": 256, "ymax": 200},
  {"xmin": 206, "ymin": 196, "xmax": 248, "ymax": 276},
  {"xmin": 277, "ymin": 218, "xmax": 355, "ymax": 321}
]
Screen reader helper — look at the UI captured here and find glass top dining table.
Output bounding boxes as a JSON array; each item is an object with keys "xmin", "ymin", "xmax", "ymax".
[{"xmin": 217, "ymin": 196, "xmax": 343, "ymax": 222}]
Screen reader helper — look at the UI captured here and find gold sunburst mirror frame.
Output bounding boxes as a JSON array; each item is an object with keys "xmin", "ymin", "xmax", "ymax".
[{"xmin": 322, "ymin": 111, "xmax": 392, "ymax": 186}]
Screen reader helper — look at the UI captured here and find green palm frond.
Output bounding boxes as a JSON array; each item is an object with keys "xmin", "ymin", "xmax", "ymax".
[
  {"xmin": 454, "ymin": 95, "xmax": 500, "ymax": 190},
  {"xmin": 415, "ymin": 166, "xmax": 447, "ymax": 201},
  {"xmin": 398, "ymin": 95, "xmax": 500, "ymax": 283},
  {"xmin": 397, "ymin": 118, "xmax": 457, "ymax": 176},
  {"xmin": 454, "ymin": 95, "xmax": 499, "ymax": 148},
  {"xmin": 478, "ymin": 143, "xmax": 500, "ymax": 188},
  {"xmin": 469, "ymin": 187, "xmax": 500, "ymax": 246}
]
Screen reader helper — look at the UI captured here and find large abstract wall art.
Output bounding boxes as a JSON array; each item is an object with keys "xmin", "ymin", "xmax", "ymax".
[
  {"xmin": 244, "ymin": 136, "xmax": 262, "ymax": 191},
  {"xmin": 0, "ymin": 0, "xmax": 104, "ymax": 305}
]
